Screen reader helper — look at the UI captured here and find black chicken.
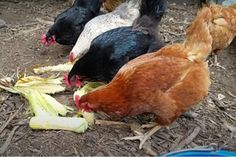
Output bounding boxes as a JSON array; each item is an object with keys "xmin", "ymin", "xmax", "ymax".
[
  {"xmin": 42, "ymin": 0, "xmax": 102, "ymax": 46},
  {"xmin": 67, "ymin": 0, "xmax": 166, "ymax": 84}
]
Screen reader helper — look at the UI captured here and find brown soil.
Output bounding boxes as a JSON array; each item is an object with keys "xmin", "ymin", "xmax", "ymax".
[{"xmin": 0, "ymin": 0, "xmax": 235, "ymax": 156}]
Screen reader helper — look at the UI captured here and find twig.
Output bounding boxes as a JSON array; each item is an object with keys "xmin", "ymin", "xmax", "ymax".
[
  {"xmin": 208, "ymin": 119, "xmax": 219, "ymax": 126},
  {"xmin": 169, "ymin": 18, "xmax": 189, "ymax": 25},
  {"xmin": 223, "ymin": 111, "xmax": 236, "ymax": 121},
  {"xmin": 162, "ymin": 30, "xmax": 185, "ymax": 37},
  {"xmin": 73, "ymin": 146, "xmax": 79, "ymax": 156},
  {"xmin": 182, "ymin": 111, "xmax": 198, "ymax": 118},
  {"xmin": 95, "ymin": 120, "xmax": 129, "ymax": 126},
  {"xmin": 169, "ymin": 6, "xmax": 188, "ymax": 11},
  {"xmin": 170, "ymin": 136, "xmax": 182, "ymax": 151},
  {"xmin": 227, "ymin": 91, "xmax": 236, "ymax": 99},
  {"xmin": 8, "ymin": 22, "xmax": 38, "ymax": 28},
  {"xmin": 174, "ymin": 21, "xmax": 190, "ymax": 25},
  {"xmin": 221, "ymin": 131, "xmax": 236, "ymax": 149},
  {"xmin": 0, "ymin": 126, "xmax": 19, "ymax": 155},
  {"xmin": 172, "ymin": 126, "xmax": 201, "ymax": 150},
  {"xmin": 209, "ymin": 93, "xmax": 226, "ymax": 110},
  {"xmin": 143, "ymin": 145, "xmax": 157, "ymax": 156},
  {"xmin": 4, "ymin": 26, "xmax": 41, "ymax": 41},
  {"xmin": 36, "ymin": 18, "xmax": 53, "ymax": 25},
  {"xmin": 0, "ymin": 104, "xmax": 23, "ymax": 134},
  {"xmin": 13, "ymin": 131, "xmax": 27, "ymax": 143}
]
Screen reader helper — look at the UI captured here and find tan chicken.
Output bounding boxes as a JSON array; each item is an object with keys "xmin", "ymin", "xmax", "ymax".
[
  {"xmin": 77, "ymin": 5, "xmax": 236, "ymax": 149},
  {"xmin": 198, "ymin": 4, "xmax": 236, "ymax": 65},
  {"xmin": 102, "ymin": 0, "xmax": 125, "ymax": 12},
  {"xmin": 210, "ymin": 5, "xmax": 236, "ymax": 49}
]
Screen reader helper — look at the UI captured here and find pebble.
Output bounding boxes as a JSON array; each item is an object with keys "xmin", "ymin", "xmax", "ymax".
[{"xmin": 0, "ymin": 19, "xmax": 6, "ymax": 28}]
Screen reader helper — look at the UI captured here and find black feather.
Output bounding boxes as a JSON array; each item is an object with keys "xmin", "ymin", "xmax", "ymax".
[
  {"xmin": 68, "ymin": 0, "xmax": 166, "ymax": 83},
  {"xmin": 139, "ymin": 0, "xmax": 166, "ymax": 21},
  {"xmin": 46, "ymin": 0, "xmax": 102, "ymax": 45}
]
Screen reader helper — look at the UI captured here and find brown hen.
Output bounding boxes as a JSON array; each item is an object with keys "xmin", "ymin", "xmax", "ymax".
[{"xmin": 78, "ymin": 5, "xmax": 236, "ymax": 149}]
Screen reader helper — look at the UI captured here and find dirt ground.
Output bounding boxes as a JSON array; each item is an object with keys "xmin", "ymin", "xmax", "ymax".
[{"xmin": 0, "ymin": 0, "xmax": 235, "ymax": 156}]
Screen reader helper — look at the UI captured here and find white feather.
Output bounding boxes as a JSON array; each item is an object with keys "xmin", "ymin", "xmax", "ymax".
[{"xmin": 71, "ymin": 0, "xmax": 141, "ymax": 60}]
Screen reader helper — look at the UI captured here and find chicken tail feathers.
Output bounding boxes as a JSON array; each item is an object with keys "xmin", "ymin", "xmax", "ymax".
[
  {"xmin": 139, "ymin": 0, "xmax": 166, "ymax": 22},
  {"xmin": 132, "ymin": 0, "xmax": 166, "ymax": 33},
  {"xmin": 74, "ymin": 0, "xmax": 102, "ymax": 14}
]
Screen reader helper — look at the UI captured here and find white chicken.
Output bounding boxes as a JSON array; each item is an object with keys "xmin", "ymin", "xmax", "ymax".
[{"xmin": 69, "ymin": 0, "xmax": 142, "ymax": 62}]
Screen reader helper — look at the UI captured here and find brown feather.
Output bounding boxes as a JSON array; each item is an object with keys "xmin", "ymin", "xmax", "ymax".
[
  {"xmin": 103, "ymin": 0, "xmax": 125, "ymax": 12},
  {"xmin": 79, "ymin": 5, "xmax": 235, "ymax": 126}
]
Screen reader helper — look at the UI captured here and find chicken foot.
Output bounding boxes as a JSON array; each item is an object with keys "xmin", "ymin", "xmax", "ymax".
[
  {"xmin": 122, "ymin": 125, "xmax": 162, "ymax": 149},
  {"xmin": 211, "ymin": 54, "xmax": 226, "ymax": 70}
]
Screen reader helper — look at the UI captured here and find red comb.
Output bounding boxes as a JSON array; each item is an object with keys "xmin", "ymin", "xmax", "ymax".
[
  {"xmin": 75, "ymin": 95, "xmax": 93, "ymax": 112},
  {"xmin": 75, "ymin": 75, "xmax": 82, "ymax": 88}
]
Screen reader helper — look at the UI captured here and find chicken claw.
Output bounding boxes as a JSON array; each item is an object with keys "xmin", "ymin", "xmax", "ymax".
[
  {"xmin": 122, "ymin": 125, "xmax": 162, "ymax": 149},
  {"xmin": 213, "ymin": 54, "xmax": 226, "ymax": 69},
  {"xmin": 209, "ymin": 54, "xmax": 226, "ymax": 70}
]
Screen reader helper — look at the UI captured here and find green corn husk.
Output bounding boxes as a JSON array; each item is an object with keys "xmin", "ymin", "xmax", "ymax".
[
  {"xmin": 77, "ymin": 110, "xmax": 95, "ymax": 126},
  {"xmin": 0, "ymin": 75, "xmax": 92, "ymax": 133},
  {"xmin": 30, "ymin": 116, "xmax": 88, "ymax": 133},
  {"xmin": 0, "ymin": 77, "xmax": 19, "ymax": 94},
  {"xmin": 73, "ymin": 82, "xmax": 105, "ymax": 99},
  {"xmin": 74, "ymin": 82, "xmax": 105, "ymax": 126},
  {"xmin": 24, "ymin": 91, "xmax": 51, "ymax": 117},
  {"xmin": 41, "ymin": 93, "xmax": 73, "ymax": 116},
  {"xmin": 24, "ymin": 91, "xmax": 73, "ymax": 117},
  {"xmin": 33, "ymin": 62, "xmax": 73, "ymax": 74},
  {"xmin": 34, "ymin": 91, "xmax": 59, "ymax": 116},
  {"xmin": 14, "ymin": 76, "xmax": 65, "ymax": 94},
  {"xmin": 0, "ymin": 75, "xmax": 65, "ymax": 95},
  {"xmin": 15, "ymin": 76, "xmax": 63, "ymax": 85}
]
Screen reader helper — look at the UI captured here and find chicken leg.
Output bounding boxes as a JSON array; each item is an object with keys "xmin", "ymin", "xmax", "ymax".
[
  {"xmin": 213, "ymin": 54, "xmax": 226, "ymax": 69},
  {"xmin": 210, "ymin": 51, "xmax": 226, "ymax": 70},
  {"xmin": 122, "ymin": 125, "xmax": 162, "ymax": 149}
]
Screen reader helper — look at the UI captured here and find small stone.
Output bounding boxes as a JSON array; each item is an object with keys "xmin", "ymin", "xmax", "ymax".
[
  {"xmin": 95, "ymin": 152, "xmax": 105, "ymax": 156},
  {"xmin": 0, "ymin": 19, "xmax": 6, "ymax": 28},
  {"xmin": 179, "ymin": 26, "xmax": 184, "ymax": 31},
  {"xmin": 169, "ymin": 17, "xmax": 174, "ymax": 22},
  {"xmin": 218, "ymin": 94, "xmax": 225, "ymax": 100}
]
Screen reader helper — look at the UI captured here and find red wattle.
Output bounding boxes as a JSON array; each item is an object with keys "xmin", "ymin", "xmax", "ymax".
[
  {"xmin": 50, "ymin": 36, "xmax": 56, "ymax": 45},
  {"xmin": 74, "ymin": 95, "xmax": 81, "ymax": 109},
  {"xmin": 63, "ymin": 74, "xmax": 71, "ymax": 88},
  {"xmin": 75, "ymin": 75, "xmax": 82, "ymax": 88},
  {"xmin": 41, "ymin": 34, "xmax": 47, "ymax": 45}
]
